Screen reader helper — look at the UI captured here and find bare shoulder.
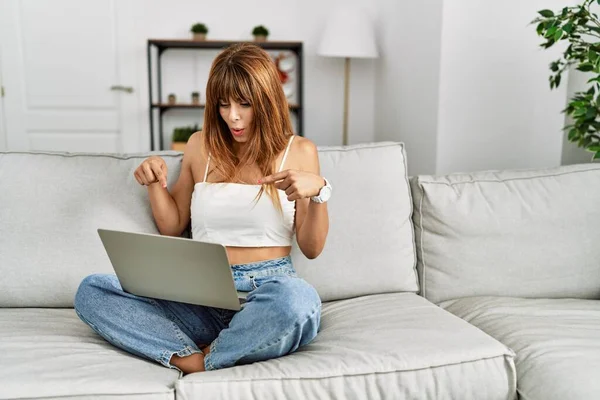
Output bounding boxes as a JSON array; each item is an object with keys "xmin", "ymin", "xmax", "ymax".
[
  {"xmin": 292, "ymin": 135, "xmax": 317, "ymax": 159},
  {"xmin": 183, "ymin": 131, "xmax": 207, "ymax": 183},
  {"xmin": 184, "ymin": 131, "xmax": 204, "ymax": 154},
  {"xmin": 183, "ymin": 131, "xmax": 209, "ymax": 160},
  {"xmin": 288, "ymin": 136, "xmax": 319, "ymax": 172}
]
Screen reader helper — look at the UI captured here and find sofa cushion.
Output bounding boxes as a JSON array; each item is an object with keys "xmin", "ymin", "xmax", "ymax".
[
  {"xmin": 0, "ymin": 308, "xmax": 180, "ymax": 400},
  {"xmin": 1, "ymin": 142, "xmax": 417, "ymax": 307},
  {"xmin": 410, "ymin": 163, "xmax": 600, "ymax": 303},
  {"xmin": 0, "ymin": 151, "xmax": 184, "ymax": 307},
  {"xmin": 440, "ymin": 296, "xmax": 600, "ymax": 400},
  {"xmin": 176, "ymin": 293, "xmax": 516, "ymax": 400},
  {"xmin": 291, "ymin": 142, "xmax": 418, "ymax": 302}
]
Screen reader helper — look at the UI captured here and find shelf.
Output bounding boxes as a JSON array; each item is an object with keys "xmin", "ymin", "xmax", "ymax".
[
  {"xmin": 152, "ymin": 103, "xmax": 301, "ymax": 110},
  {"xmin": 148, "ymin": 39, "xmax": 303, "ymax": 51},
  {"xmin": 147, "ymin": 38, "xmax": 304, "ymax": 150}
]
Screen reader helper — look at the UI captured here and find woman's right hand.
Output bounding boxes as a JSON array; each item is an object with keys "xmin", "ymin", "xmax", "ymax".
[{"xmin": 134, "ymin": 156, "xmax": 168, "ymax": 188}]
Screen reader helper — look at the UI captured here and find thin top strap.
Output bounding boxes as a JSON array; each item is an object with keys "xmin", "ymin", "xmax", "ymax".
[
  {"xmin": 278, "ymin": 136, "xmax": 295, "ymax": 172},
  {"xmin": 203, "ymin": 154, "xmax": 211, "ymax": 182}
]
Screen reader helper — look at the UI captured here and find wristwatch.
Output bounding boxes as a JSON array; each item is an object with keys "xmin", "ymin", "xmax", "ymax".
[{"xmin": 311, "ymin": 178, "xmax": 332, "ymax": 203}]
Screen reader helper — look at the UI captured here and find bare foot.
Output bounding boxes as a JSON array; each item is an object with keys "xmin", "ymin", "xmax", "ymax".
[{"xmin": 170, "ymin": 352, "xmax": 206, "ymax": 374}]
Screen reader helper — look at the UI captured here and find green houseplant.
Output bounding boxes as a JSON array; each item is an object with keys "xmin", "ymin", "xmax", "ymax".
[
  {"xmin": 533, "ymin": 0, "xmax": 600, "ymax": 160},
  {"xmin": 171, "ymin": 124, "xmax": 200, "ymax": 151},
  {"xmin": 190, "ymin": 23, "xmax": 209, "ymax": 41},
  {"xmin": 252, "ymin": 25, "xmax": 269, "ymax": 41}
]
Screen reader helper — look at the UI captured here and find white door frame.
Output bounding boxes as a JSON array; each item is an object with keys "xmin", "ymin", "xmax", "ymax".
[{"xmin": 114, "ymin": 0, "xmax": 143, "ymax": 153}]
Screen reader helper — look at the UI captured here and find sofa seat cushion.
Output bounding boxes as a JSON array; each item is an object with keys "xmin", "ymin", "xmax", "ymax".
[
  {"xmin": 440, "ymin": 296, "xmax": 600, "ymax": 400},
  {"xmin": 176, "ymin": 293, "xmax": 516, "ymax": 400},
  {"xmin": 0, "ymin": 308, "xmax": 180, "ymax": 400}
]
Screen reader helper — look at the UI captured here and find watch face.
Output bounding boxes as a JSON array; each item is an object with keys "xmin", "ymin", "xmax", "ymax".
[{"xmin": 320, "ymin": 185, "xmax": 332, "ymax": 201}]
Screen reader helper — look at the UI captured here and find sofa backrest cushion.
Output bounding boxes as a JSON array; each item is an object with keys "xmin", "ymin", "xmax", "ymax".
[
  {"xmin": 410, "ymin": 163, "xmax": 600, "ymax": 304},
  {"xmin": 1, "ymin": 142, "xmax": 418, "ymax": 307},
  {"xmin": 0, "ymin": 151, "xmax": 184, "ymax": 307},
  {"xmin": 291, "ymin": 142, "xmax": 418, "ymax": 301}
]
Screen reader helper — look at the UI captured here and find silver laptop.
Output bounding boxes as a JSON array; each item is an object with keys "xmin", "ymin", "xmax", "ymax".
[{"xmin": 97, "ymin": 228, "xmax": 248, "ymax": 311}]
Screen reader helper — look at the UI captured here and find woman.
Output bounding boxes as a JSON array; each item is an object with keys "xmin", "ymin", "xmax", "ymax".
[{"xmin": 74, "ymin": 43, "xmax": 331, "ymax": 374}]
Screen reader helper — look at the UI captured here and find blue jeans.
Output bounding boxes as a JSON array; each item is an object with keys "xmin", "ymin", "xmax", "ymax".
[{"xmin": 74, "ymin": 256, "xmax": 321, "ymax": 372}]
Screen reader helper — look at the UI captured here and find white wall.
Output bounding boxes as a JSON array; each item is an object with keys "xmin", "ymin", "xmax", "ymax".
[
  {"xmin": 3, "ymin": 0, "xmax": 594, "ymax": 173},
  {"xmin": 435, "ymin": 0, "xmax": 571, "ymax": 175},
  {"xmin": 375, "ymin": 0, "xmax": 443, "ymax": 176},
  {"xmin": 374, "ymin": 0, "xmax": 585, "ymax": 175},
  {"xmin": 116, "ymin": 0, "xmax": 377, "ymax": 150},
  {"xmin": 0, "ymin": 0, "xmax": 377, "ymax": 152}
]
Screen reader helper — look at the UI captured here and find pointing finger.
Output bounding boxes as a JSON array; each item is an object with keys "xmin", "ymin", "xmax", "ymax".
[
  {"xmin": 274, "ymin": 176, "xmax": 293, "ymax": 191},
  {"xmin": 259, "ymin": 170, "xmax": 289, "ymax": 184},
  {"xmin": 153, "ymin": 166, "xmax": 167, "ymax": 188}
]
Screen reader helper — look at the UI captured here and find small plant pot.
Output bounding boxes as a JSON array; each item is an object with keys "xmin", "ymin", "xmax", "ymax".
[
  {"xmin": 171, "ymin": 142, "xmax": 187, "ymax": 152},
  {"xmin": 193, "ymin": 33, "xmax": 207, "ymax": 41},
  {"xmin": 191, "ymin": 94, "xmax": 200, "ymax": 105},
  {"xmin": 167, "ymin": 94, "xmax": 177, "ymax": 105},
  {"xmin": 254, "ymin": 34, "xmax": 268, "ymax": 42}
]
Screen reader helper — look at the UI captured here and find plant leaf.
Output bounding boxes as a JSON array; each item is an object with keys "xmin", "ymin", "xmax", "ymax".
[
  {"xmin": 594, "ymin": 151, "xmax": 600, "ymax": 159},
  {"xmin": 537, "ymin": 22, "xmax": 546, "ymax": 35},
  {"xmin": 577, "ymin": 63, "xmax": 595, "ymax": 72},
  {"xmin": 568, "ymin": 128, "xmax": 578, "ymax": 140},
  {"xmin": 554, "ymin": 29, "xmax": 564, "ymax": 41},
  {"xmin": 586, "ymin": 76, "xmax": 600, "ymax": 84},
  {"xmin": 563, "ymin": 21, "xmax": 574, "ymax": 33},
  {"xmin": 539, "ymin": 9, "xmax": 555, "ymax": 18},
  {"xmin": 585, "ymin": 106, "xmax": 598, "ymax": 119},
  {"xmin": 545, "ymin": 26, "xmax": 559, "ymax": 38},
  {"xmin": 573, "ymin": 107, "xmax": 587, "ymax": 117}
]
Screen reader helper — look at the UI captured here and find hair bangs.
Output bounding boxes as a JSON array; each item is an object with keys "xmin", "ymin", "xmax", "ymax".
[{"xmin": 214, "ymin": 65, "xmax": 253, "ymax": 105}]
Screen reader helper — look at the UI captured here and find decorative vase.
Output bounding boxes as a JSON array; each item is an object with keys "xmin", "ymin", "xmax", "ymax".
[
  {"xmin": 254, "ymin": 35, "xmax": 267, "ymax": 42},
  {"xmin": 167, "ymin": 94, "xmax": 176, "ymax": 105},
  {"xmin": 193, "ymin": 33, "xmax": 206, "ymax": 41},
  {"xmin": 191, "ymin": 93, "xmax": 200, "ymax": 105}
]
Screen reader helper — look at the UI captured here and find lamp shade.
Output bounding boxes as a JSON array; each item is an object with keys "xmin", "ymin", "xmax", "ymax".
[{"xmin": 318, "ymin": 5, "xmax": 379, "ymax": 59}]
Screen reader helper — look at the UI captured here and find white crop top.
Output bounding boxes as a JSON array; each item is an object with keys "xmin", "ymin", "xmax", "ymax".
[{"xmin": 190, "ymin": 136, "xmax": 296, "ymax": 247}]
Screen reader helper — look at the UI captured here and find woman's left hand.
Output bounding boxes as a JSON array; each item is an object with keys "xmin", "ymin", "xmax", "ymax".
[{"xmin": 259, "ymin": 170, "xmax": 325, "ymax": 201}]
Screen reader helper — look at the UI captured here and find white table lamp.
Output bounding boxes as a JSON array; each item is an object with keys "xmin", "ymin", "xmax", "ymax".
[{"xmin": 318, "ymin": 6, "xmax": 379, "ymax": 145}]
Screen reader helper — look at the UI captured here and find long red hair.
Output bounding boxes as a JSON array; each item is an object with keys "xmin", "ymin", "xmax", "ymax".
[{"xmin": 203, "ymin": 43, "xmax": 294, "ymax": 209}]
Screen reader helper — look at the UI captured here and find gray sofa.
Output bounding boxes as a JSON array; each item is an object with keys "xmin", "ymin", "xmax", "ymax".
[{"xmin": 0, "ymin": 142, "xmax": 598, "ymax": 400}]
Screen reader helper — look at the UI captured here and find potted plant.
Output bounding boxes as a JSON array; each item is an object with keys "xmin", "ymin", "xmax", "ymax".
[
  {"xmin": 171, "ymin": 124, "xmax": 200, "ymax": 151},
  {"xmin": 167, "ymin": 93, "xmax": 176, "ymax": 105},
  {"xmin": 252, "ymin": 25, "xmax": 269, "ymax": 42},
  {"xmin": 191, "ymin": 91, "xmax": 200, "ymax": 105},
  {"xmin": 532, "ymin": 0, "xmax": 600, "ymax": 161},
  {"xmin": 190, "ymin": 23, "xmax": 209, "ymax": 41}
]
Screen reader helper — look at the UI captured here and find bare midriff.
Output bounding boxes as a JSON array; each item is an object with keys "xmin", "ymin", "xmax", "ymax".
[{"xmin": 225, "ymin": 246, "xmax": 292, "ymax": 265}]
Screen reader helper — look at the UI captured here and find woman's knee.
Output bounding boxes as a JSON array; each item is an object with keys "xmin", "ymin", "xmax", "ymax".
[
  {"xmin": 74, "ymin": 274, "xmax": 119, "ymax": 315},
  {"xmin": 266, "ymin": 276, "xmax": 322, "ymax": 325}
]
